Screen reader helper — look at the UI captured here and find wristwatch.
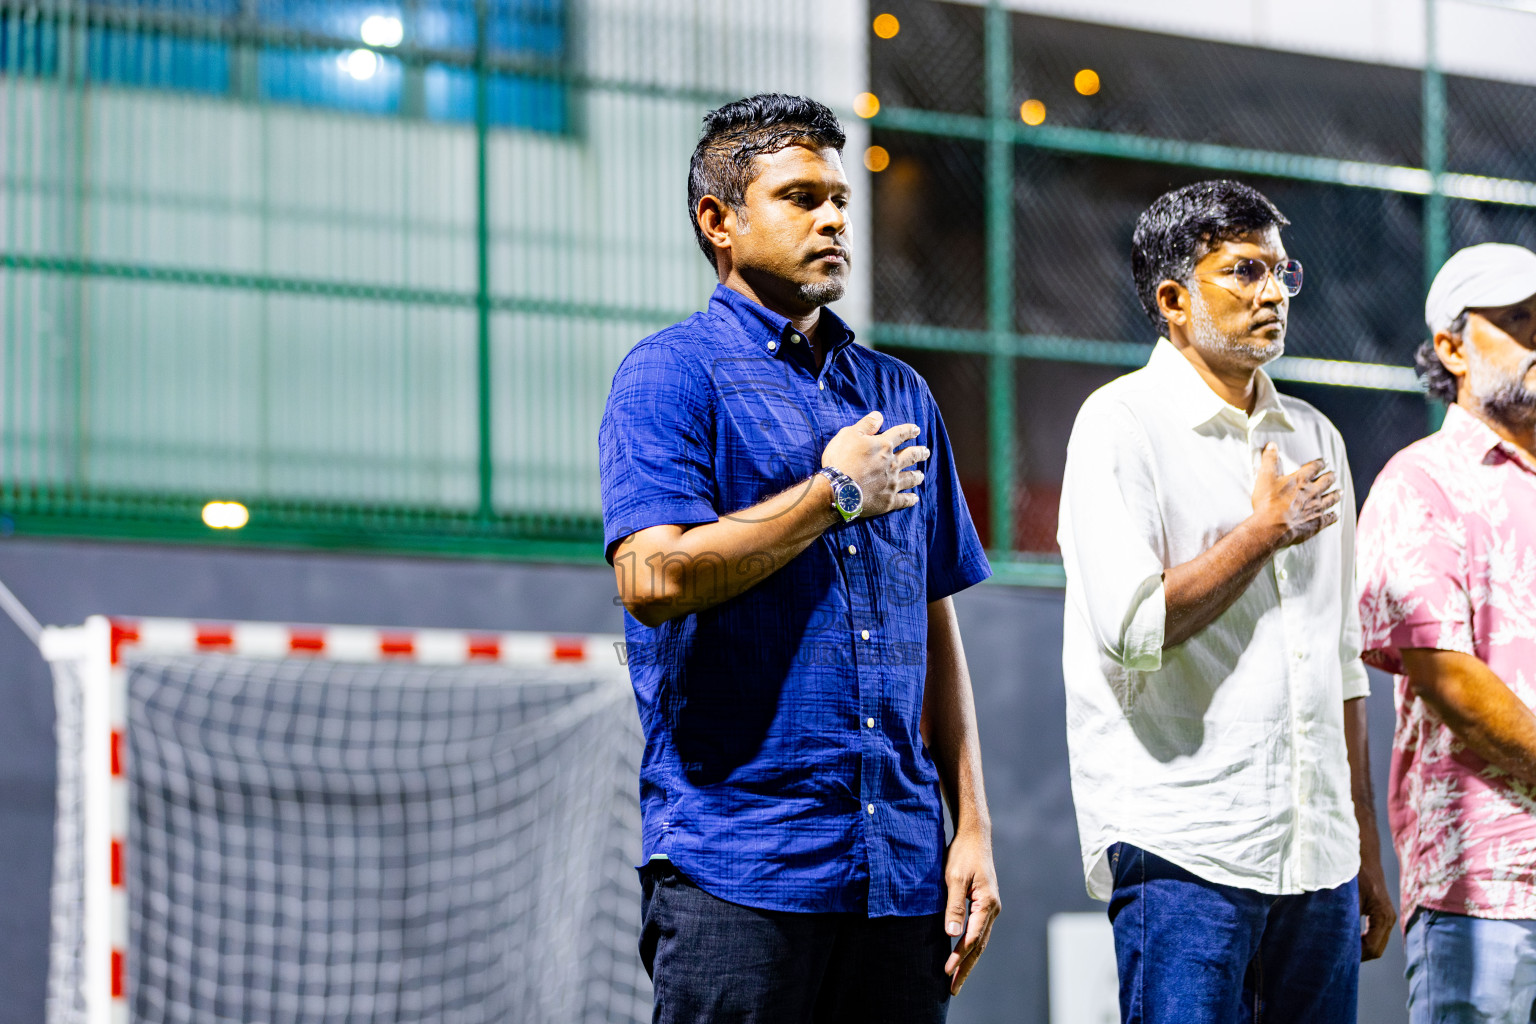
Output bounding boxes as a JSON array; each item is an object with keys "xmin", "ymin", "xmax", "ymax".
[{"xmin": 818, "ymin": 466, "xmax": 864, "ymax": 523}]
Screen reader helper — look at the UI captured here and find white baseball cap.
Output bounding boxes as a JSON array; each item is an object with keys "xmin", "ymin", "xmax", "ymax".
[{"xmin": 1425, "ymin": 242, "xmax": 1536, "ymax": 334}]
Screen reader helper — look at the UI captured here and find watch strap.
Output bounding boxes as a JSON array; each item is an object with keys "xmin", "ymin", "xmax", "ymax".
[{"xmin": 817, "ymin": 467, "xmax": 861, "ymax": 523}]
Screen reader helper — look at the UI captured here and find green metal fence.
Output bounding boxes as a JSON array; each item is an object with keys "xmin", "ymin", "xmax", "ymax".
[
  {"xmin": 1, "ymin": 0, "xmax": 1533, "ymax": 580},
  {"xmin": 0, "ymin": 0, "xmax": 723, "ymax": 561},
  {"xmin": 865, "ymin": 0, "xmax": 1536, "ymax": 583}
]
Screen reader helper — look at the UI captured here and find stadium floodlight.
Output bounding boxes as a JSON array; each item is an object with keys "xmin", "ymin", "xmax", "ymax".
[{"xmin": 44, "ymin": 616, "xmax": 648, "ymax": 1024}]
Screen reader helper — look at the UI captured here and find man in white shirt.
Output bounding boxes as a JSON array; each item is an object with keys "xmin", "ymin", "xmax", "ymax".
[{"xmin": 1057, "ymin": 180, "xmax": 1395, "ymax": 1024}]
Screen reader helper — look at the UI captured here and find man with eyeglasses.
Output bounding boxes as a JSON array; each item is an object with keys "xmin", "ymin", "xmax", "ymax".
[
  {"xmin": 1357, "ymin": 243, "xmax": 1536, "ymax": 1024},
  {"xmin": 1058, "ymin": 180, "xmax": 1395, "ymax": 1023}
]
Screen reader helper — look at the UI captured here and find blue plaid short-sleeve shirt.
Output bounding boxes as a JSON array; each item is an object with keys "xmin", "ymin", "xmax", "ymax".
[{"xmin": 599, "ymin": 284, "xmax": 990, "ymax": 916}]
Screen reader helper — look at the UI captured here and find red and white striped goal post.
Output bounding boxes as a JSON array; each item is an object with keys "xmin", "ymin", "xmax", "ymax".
[{"xmin": 40, "ymin": 615, "xmax": 627, "ymax": 1024}]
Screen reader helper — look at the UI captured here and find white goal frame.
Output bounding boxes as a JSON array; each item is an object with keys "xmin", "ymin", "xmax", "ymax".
[{"xmin": 41, "ymin": 614, "xmax": 626, "ymax": 1024}]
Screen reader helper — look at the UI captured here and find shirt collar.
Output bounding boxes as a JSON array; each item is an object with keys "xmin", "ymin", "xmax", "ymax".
[
  {"xmin": 1145, "ymin": 337, "xmax": 1293, "ymax": 431},
  {"xmin": 707, "ymin": 283, "xmax": 855, "ymax": 359},
  {"xmin": 1439, "ymin": 402, "xmax": 1536, "ymax": 470}
]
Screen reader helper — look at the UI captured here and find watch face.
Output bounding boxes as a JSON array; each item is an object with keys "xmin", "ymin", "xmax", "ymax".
[{"xmin": 834, "ymin": 481, "xmax": 862, "ymax": 514}]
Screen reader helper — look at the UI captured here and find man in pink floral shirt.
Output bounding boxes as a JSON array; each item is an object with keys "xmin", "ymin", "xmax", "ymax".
[{"xmin": 1357, "ymin": 242, "xmax": 1536, "ymax": 1023}]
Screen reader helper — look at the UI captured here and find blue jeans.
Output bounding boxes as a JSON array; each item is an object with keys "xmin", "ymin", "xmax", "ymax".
[
  {"xmin": 639, "ymin": 861, "xmax": 951, "ymax": 1023},
  {"xmin": 1107, "ymin": 843, "xmax": 1360, "ymax": 1024},
  {"xmin": 1406, "ymin": 908, "xmax": 1536, "ymax": 1023}
]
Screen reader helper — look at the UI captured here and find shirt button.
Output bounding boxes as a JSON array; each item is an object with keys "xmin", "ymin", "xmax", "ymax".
[
  {"xmin": 1276, "ymin": 567, "xmax": 1288, "ymax": 582},
  {"xmin": 847, "ymin": 544, "xmax": 857, "ymax": 555},
  {"xmin": 1293, "ymin": 649, "xmax": 1305, "ymax": 660},
  {"xmin": 861, "ymin": 629, "xmax": 870, "ymax": 640},
  {"xmin": 790, "ymin": 333, "xmax": 803, "ymax": 344},
  {"xmin": 818, "ymin": 380, "xmax": 826, "ymax": 390},
  {"xmin": 866, "ymin": 717, "xmax": 875, "ymax": 728},
  {"xmin": 867, "ymin": 803, "xmax": 876, "ymax": 815},
  {"xmin": 767, "ymin": 340, "xmax": 777, "ymax": 352}
]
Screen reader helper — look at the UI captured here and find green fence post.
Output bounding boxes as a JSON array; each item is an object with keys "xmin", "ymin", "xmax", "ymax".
[
  {"xmin": 1423, "ymin": 0, "xmax": 1447, "ymax": 432},
  {"xmin": 475, "ymin": 0, "xmax": 495, "ymax": 519},
  {"xmin": 233, "ymin": 0, "xmax": 260, "ymax": 99},
  {"xmin": 401, "ymin": 0, "xmax": 426, "ymax": 118},
  {"xmin": 985, "ymin": 0, "xmax": 1015, "ymax": 553},
  {"xmin": 68, "ymin": 1, "xmax": 92, "ymax": 488}
]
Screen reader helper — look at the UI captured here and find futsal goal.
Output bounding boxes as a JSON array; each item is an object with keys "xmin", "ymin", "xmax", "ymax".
[{"xmin": 42, "ymin": 615, "xmax": 648, "ymax": 1024}]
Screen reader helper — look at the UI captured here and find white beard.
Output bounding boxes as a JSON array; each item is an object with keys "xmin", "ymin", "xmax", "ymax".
[
  {"xmin": 796, "ymin": 271, "xmax": 847, "ymax": 308},
  {"xmin": 1467, "ymin": 343, "xmax": 1536, "ymax": 423},
  {"xmin": 1188, "ymin": 286, "xmax": 1283, "ymax": 366}
]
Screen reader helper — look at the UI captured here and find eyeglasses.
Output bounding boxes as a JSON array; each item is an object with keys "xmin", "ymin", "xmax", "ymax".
[{"xmin": 1199, "ymin": 258, "xmax": 1304, "ymax": 298}]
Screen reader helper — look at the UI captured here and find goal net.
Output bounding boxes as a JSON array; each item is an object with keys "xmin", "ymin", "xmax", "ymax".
[{"xmin": 43, "ymin": 616, "xmax": 648, "ymax": 1024}]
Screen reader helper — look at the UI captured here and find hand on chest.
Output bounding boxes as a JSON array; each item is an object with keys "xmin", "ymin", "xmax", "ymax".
[
  {"xmin": 1163, "ymin": 428, "xmax": 1328, "ymax": 561},
  {"xmin": 714, "ymin": 369, "xmax": 922, "ymax": 499}
]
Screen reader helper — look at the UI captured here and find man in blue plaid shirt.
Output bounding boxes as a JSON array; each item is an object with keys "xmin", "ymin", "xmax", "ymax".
[{"xmin": 599, "ymin": 94, "xmax": 1000, "ymax": 1022}]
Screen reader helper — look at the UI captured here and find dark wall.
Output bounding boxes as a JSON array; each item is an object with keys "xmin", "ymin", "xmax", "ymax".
[{"xmin": 0, "ymin": 539, "xmax": 1405, "ymax": 1024}]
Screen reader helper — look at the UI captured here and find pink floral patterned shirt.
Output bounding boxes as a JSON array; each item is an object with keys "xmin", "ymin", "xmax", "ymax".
[{"xmin": 1357, "ymin": 403, "xmax": 1536, "ymax": 926}]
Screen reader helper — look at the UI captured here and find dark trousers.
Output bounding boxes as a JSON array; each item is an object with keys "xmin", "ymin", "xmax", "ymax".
[
  {"xmin": 639, "ymin": 861, "xmax": 951, "ymax": 1024},
  {"xmin": 1108, "ymin": 843, "xmax": 1360, "ymax": 1024}
]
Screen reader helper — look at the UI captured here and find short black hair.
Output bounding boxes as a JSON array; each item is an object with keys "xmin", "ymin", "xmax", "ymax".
[
  {"xmin": 1130, "ymin": 180, "xmax": 1291, "ymax": 332},
  {"xmin": 687, "ymin": 93, "xmax": 846, "ymax": 265},
  {"xmin": 1416, "ymin": 310, "xmax": 1468, "ymax": 404}
]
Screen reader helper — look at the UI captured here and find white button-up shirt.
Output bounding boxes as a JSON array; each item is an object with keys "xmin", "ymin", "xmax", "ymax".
[{"xmin": 1058, "ymin": 339, "xmax": 1369, "ymax": 900}]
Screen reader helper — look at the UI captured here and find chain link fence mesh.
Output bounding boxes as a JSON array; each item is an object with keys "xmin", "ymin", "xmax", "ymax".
[
  {"xmin": 867, "ymin": 0, "xmax": 983, "ymax": 117},
  {"xmin": 1446, "ymin": 72, "xmax": 1536, "ymax": 181},
  {"xmin": 1, "ymin": 0, "xmax": 853, "ymax": 553},
  {"xmin": 868, "ymin": 0, "xmax": 1536, "ymax": 553},
  {"xmin": 872, "ymin": 134, "xmax": 987, "ymax": 330},
  {"xmin": 1007, "ymin": 13, "xmax": 1422, "ymax": 167},
  {"xmin": 3, "ymin": 0, "xmax": 1536, "ymax": 557}
]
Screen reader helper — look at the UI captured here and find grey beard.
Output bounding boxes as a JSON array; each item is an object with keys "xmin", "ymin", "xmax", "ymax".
[
  {"xmin": 1472, "ymin": 352, "xmax": 1536, "ymax": 424},
  {"xmin": 1189, "ymin": 287, "xmax": 1283, "ymax": 365},
  {"xmin": 796, "ymin": 272, "xmax": 847, "ymax": 308}
]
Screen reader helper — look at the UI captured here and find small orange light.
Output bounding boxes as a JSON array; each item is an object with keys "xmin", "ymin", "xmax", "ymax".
[
  {"xmin": 853, "ymin": 92, "xmax": 881, "ymax": 119},
  {"xmin": 864, "ymin": 145, "xmax": 891, "ymax": 172},
  {"xmin": 1075, "ymin": 69, "xmax": 1100, "ymax": 96},
  {"xmin": 1020, "ymin": 99, "xmax": 1046, "ymax": 125},
  {"xmin": 873, "ymin": 13, "xmax": 900, "ymax": 39}
]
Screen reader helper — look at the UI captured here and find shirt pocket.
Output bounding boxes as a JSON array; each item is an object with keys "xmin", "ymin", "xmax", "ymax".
[
  {"xmin": 857, "ymin": 509, "xmax": 928, "ymax": 624},
  {"xmin": 715, "ymin": 375, "xmax": 821, "ymax": 506}
]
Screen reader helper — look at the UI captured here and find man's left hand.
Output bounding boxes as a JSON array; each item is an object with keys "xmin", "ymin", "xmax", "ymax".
[
  {"xmin": 942, "ymin": 827, "xmax": 1001, "ymax": 995},
  {"xmin": 1358, "ymin": 856, "xmax": 1396, "ymax": 961}
]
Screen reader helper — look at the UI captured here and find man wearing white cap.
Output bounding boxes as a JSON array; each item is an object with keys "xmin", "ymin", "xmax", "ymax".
[{"xmin": 1356, "ymin": 241, "xmax": 1536, "ymax": 1023}]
